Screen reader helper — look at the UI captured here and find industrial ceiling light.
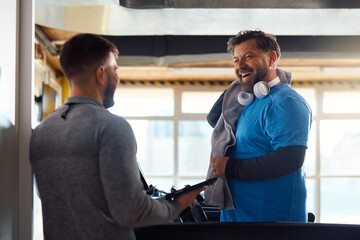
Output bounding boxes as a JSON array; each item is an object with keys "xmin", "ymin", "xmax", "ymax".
[
  {"xmin": 35, "ymin": 25, "xmax": 60, "ymax": 56},
  {"xmin": 119, "ymin": 0, "xmax": 167, "ymax": 9}
]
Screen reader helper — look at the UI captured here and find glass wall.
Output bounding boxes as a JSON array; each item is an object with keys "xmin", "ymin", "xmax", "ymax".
[{"xmin": 110, "ymin": 86, "xmax": 225, "ymax": 190}]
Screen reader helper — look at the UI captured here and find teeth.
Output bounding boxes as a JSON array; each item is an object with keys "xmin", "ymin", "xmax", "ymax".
[{"xmin": 241, "ymin": 73, "xmax": 251, "ymax": 78}]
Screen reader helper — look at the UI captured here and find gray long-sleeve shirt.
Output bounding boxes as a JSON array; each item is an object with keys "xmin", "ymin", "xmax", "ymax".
[{"xmin": 30, "ymin": 96, "xmax": 180, "ymax": 240}]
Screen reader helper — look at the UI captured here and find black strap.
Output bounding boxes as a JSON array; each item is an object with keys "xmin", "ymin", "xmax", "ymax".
[{"xmin": 61, "ymin": 103, "xmax": 76, "ymax": 119}]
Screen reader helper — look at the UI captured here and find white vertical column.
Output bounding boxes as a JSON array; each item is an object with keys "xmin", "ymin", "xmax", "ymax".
[
  {"xmin": 18, "ymin": 0, "xmax": 34, "ymax": 239},
  {"xmin": 174, "ymin": 88, "xmax": 181, "ymax": 187}
]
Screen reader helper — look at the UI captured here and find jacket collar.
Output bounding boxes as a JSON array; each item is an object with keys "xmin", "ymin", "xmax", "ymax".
[{"xmin": 64, "ymin": 96, "xmax": 104, "ymax": 108}]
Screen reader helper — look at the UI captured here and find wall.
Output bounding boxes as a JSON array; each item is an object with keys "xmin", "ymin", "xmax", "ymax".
[{"xmin": 62, "ymin": 76, "xmax": 69, "ymax": 104}]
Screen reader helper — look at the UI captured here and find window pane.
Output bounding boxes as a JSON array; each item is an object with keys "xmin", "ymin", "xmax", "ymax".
[
  {"xmin": 178, "ymin": 121, "xmax": 212, "ymax": 176},
  {"xmin": 320, "ymin": 120, "xmax": 360, "ymax": 175},
  {"xmin": 178, "ymin": 178, "xmax": 206, "ymax": 189},
  {"xmin": 323, "ymin": 90, "xmax": 360, "ymax": 113},
  {"xmin": 145, "ymin": 178, "xmax": 175, "ymax": 194},
  {"xmin": 304, "ymin": 121, "xmax": 316, "ymax": 176},
  {"xmin": 295, "ymin": 87, "xmax": 317, "ymax": 116},
  {"xmin": 306, "ymin": 178, "xmax": 316, "ymax": 219},
  {"xmin": 321, "ymin": 178, "xmax": 360, "ymax": 224},
  {"xmin": 294, "ymin": 87, "xmax": 316, "ymax": 176},
  {"xmin": 110, "ymin": 88, "xmax": 174, "ymax": 116},
  {"xmin": 129, "ymin": 120, "xmax": 174, "ymax": 176},
  {"xmin": 182, "ymin": 91, "xmax": 223, "ymax": 113},
  {"xmin": 33, "ymin": 184, "xmax": 44, "ymax": 240}
]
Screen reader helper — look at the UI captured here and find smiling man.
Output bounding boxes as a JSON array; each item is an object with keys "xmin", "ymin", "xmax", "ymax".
[{"xmin": 205, "ymin": 30, "xmax": 312, "ymax": 222}]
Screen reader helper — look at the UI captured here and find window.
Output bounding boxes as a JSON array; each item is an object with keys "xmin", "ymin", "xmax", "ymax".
[
  {"xmin": 296, "ymin": 85, "xmax": 360, "ymax": 224},
  {"xmin": 321, "ymin": 178, "xmax": 360, "ymax": 223},
  {"xmin": 111, "ymin": 83, "xmax": 360, "ymax": 224},
  {"xmin": 181, "ymin": 91, "xmax": 223, "ymax": 113},
  {"xmin": 323, "ymin": 91, "xmax": 360, "ymax": 113},
  {"xmin": 112, "ymin": 88, "xmax": 174, "ymax": 116},
  {"xmin": 109, "ymin": 86, "xmax": 225, "ymax": 190},
  {"xmin": 320, "ymin": 120, "xmax": 360, "ymax": 176},
  {"xmin": 33, "ymin": 60, "xmax": 62, "ymax": 128}
]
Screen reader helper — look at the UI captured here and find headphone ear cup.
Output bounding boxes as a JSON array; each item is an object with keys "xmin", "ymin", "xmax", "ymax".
[
  {"xmin": 253, "ymin": 81, "xmax": 271, "ymax": 99},
  {"xmin": 237, "ymin": 91, "xmax": 254, "ymax": 106}
]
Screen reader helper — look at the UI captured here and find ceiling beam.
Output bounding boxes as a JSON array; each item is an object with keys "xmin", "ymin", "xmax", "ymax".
[
  {"xmin": 165, "ymin": 59, "xmax": 360, "ymax": 68},
  {"xmin": 116, "ymin": 65, "xmax": 360, "ymax": 82},
  {"xmin": 119, "ymin": 0, "xmax": 360, "ymax": 9}
]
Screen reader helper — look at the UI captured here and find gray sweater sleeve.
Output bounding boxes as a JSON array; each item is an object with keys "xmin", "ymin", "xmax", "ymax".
[{"xmin": 98, "ymin": 115, "xmax": 180, "ymax": 228}]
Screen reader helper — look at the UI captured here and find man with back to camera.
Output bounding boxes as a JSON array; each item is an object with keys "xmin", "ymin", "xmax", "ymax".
[
  {"xmin": 29, "ymin": 34, "xmax": 203, "ymax": 240},
  {"xmin": 204, "ymin": 30, "xmax": 312, "ymax": 222}
]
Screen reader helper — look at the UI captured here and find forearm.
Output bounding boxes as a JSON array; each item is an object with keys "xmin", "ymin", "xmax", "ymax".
[{"xmin": 225, "ymin": 145, "xmax": 306, "ymax": 180}]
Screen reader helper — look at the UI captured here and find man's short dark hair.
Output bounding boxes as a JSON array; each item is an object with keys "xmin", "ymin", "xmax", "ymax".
[
  {"xmin": 59, "ymin": 34, "xmax": 118, "ymax": 84},
  {"xmin": 227, "ymin": 30, "xmax": 281, "ymax": 60}
]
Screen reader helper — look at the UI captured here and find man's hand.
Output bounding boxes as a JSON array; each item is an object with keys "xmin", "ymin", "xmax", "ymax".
[
  {"xmin": 174, "ymin": 187, "xmax": 205, "ymax": 212},
  {"xmin": 211, "ymin": 156, "xmax": 230, "ymax": 177}
]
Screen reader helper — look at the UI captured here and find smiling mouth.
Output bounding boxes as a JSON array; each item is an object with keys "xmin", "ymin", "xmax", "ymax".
[{"xmin": 240, "ymin": 72, "xmax": 252, "ymax": 78}]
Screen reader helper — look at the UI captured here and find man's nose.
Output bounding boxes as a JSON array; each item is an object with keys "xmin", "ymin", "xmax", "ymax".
[{"xmin": 235, "ymin": 59, "xmax": 245, "ymax": 71}]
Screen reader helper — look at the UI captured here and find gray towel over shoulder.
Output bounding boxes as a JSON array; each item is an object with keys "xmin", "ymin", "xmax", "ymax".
[{"xmin": 204, "ymin": 68, "xmax": 292, "ymax": 210}]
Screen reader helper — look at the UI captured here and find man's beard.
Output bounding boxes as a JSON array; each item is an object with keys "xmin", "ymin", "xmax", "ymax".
[
  {"xmin": 103, "ymin": 75, "xmax": 116, "ymax": 108},
  {"xmin": 240, "ymin": 64, "xmax": 268, "ymax": 93}
]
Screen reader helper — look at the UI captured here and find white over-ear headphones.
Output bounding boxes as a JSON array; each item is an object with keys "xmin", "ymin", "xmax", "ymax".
[{"xmin": 238, "ymin": 77, "xmax": 280, "ymax": 106}]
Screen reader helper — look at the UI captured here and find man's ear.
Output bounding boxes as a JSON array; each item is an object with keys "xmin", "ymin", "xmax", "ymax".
[
  {"xmin": 95, "ymin": 65, "xmax": 106, "ymax": 86},
  {"xmin": 268, "ymin": 51, "xmax": 278, "ymax": 68}
]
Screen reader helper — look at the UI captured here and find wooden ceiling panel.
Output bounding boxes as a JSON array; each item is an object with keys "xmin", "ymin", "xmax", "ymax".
[
  {"xmin": 45, "ymin": 51, "xmax": 63, "ymax": 74},
  {"xmin": 40, "ymin": 26, "xmax": 79, "ymax": 41}
]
